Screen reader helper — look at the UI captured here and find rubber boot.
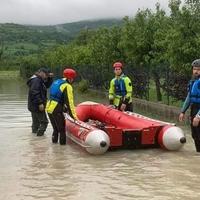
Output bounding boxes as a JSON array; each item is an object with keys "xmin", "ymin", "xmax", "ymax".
[
  {"xmin": 52, "ymin": 135, "xmax": 58, "ymax": 143},
  {"xmin": 60, "ymin": 136, "xmax": 66, "ymax": 145}
]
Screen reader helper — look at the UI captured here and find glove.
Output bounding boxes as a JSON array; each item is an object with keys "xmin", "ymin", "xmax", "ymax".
[{"xmin": 120, "ymin": 103, "xmax": 126, "ymax": 111}]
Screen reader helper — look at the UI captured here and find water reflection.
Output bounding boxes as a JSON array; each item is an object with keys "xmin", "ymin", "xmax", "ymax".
[{"xmin": 0, "ymin": 77, "xmax": 200, "ymax": 200}]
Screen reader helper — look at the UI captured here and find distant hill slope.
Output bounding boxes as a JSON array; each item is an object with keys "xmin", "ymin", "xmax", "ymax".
[
  {"xmin": 0, "ymin": 19, "xmax": 123, "ymax": 69},
  {"xmin": 0, "ymin": 19, "xmax": 122, "ymax": 43}
]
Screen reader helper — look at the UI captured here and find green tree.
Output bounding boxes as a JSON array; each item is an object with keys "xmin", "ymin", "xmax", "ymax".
[
  {"xmin": 120, "ymin": 6, "xmax": 169, "ymax": 101},
  {"xmin": 166, "ymin": 0, "xmax": 200, "ymax": 72}
]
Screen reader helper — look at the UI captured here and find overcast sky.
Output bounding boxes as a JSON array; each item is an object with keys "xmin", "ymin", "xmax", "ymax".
[{"xmin": 0, "ymin": 0, "xmax": 170, "ymax": 25}]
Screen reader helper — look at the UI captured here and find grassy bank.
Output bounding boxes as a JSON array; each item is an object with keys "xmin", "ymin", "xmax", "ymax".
[{"xmin": 0, "ymin": 70, "xmax": 20, "ymax": 79}]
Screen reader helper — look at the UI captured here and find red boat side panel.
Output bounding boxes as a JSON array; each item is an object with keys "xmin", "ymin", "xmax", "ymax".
[
  {"xmin": 65, "ymin": 119, "xmax": 95, "ymax": 142},
  {"xmin": 104, "ymin": 126, "xmax": 123, "ymax": 146},
  {"xmin": 141, "ymin": 127, "xmax": 157, "ymax": 145},
  {"xmin": 76, "ymin": 105, "xmax": 92, "ymax": 121},
  {"xmin": 76, "ymin": 104, "xmax": 162, "ymax": 130},
  {"xmin": 73, "ymin": 102, "xmax": 185, "ymax": 152}
]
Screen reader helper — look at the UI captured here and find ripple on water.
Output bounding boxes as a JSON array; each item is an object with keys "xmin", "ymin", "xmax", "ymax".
[{"xmin": 1, "ymin": 97, "xmax": 200, "ymax": 200}]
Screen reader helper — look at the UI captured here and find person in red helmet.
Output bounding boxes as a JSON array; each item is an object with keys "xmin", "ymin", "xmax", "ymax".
[
  {"xmin": 46, "ymin": 68, "xmax": 78, "ymax": 145},
  {"xmin": 109, "ymin": 62, "xmax": 133, "ymax": 111}
]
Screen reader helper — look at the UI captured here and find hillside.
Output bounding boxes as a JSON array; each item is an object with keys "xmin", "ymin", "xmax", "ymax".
[
  {"xmin": 0, "ymin": 19, "xmax": 122, "ymax": 43},
  {"xmin": 0, "ymin": 19, "xmax": 122, "ymax": 69}
]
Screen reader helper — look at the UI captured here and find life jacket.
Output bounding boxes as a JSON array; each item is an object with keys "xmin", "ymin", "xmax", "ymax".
[
  {"xmin": 49, "ymin": 79, "xmax": 66, "ymax": 103},
  {"xmin": 189, "ymin": 79, "xmax": 200, "ymax": 104},
  {"xmin": 114, "ymin": 76, "xmax": 127, "ymax": 97}
]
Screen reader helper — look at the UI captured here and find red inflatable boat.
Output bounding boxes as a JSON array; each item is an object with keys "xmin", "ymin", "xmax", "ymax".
[{"xmin": 65, "ymin": 101, "xmax": 186, "ymax": 155}]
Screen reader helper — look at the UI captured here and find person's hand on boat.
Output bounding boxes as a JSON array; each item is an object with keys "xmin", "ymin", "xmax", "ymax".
[
  {"xmin": 120, "ymin": 103, "xmax": 126, "ymax": 111},
  {"xmin": 108, "ymin": 105, "xmax": 116, "ymax": 109},
  {"xmin": 39, "ymin": 104, "xmax": 45, "ymax": 111},
  {"xmin": 193, "ymin": 116, "xmax": 200, "ymax": 127}
]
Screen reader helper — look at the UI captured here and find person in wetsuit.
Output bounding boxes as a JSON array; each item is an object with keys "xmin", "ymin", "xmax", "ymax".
[
  {"xmin": 179, "ymin": 59, "xmax": 200, "ymax": 152},
  {"xmin": 46, "ymin": 68, "xmax": 78, "ymax": 145}
]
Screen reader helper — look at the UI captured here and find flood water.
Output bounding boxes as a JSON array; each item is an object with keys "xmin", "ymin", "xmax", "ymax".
[{"xmin": 0, "ymin": 76, "xmax": 200, "ymax": 200}]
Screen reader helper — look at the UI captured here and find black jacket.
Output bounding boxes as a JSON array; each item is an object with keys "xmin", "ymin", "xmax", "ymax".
[{"xmin": 27, "ymin": 75, "xmax": 53, "ymax": 112}]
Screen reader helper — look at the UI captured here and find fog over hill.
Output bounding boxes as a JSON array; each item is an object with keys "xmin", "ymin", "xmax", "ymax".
[
  {"xmin": 0, "ymin": 0, "xmax": 169, "ymax": 25},
  {"xmin": 0, "ymin": 19, "xmax": 122, "ymax": 43}
]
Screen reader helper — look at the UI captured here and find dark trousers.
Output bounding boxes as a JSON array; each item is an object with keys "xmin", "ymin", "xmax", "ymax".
[
  {"xmin": 118, "ymin": 102, "xmax": 133, "ymax": 112},
  {"xmin": 125, "ymin": 102, "xmax": 133, "ymax": 112},
  {"xmin": 191, "ymin": 104, "xmax": 200, "ymax": 152},
  {"xmin": 31, "ymin": 111, "xmax": 48, "ymax": 136},
  {"xmin": 48, "ymin": 111, "xmax": 66, "ymax": 145}
]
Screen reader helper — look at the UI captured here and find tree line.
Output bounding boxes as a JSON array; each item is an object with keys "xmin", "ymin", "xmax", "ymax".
[{"xmin": 20, "ymin": 0, "xmax": 200, "ymax": 103}]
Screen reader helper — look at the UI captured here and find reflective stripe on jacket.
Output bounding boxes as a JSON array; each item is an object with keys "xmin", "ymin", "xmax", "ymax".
[{"xmin": 109, "ymin": 74, "xmax": 132, "ymax": 107}]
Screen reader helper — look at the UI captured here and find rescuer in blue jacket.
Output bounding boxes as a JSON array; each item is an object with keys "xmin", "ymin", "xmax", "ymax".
[
  {"xmin": 109, "ymin": 62, "xmax": 133, "ymax": 111},
  {"xmin": 46, "ymin": 68, "xmax": 77, "ymax": 145},
  {"xmin": 179, "ymin": 59, "xmax": 200, "ymax": 152}
]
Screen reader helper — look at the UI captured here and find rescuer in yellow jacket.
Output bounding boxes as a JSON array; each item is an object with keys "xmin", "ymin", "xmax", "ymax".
[
  {"xmin": 109, "ymin": 62, "xmax": 133, "ymax": 112},
  {"xmin": 46, "ymin": 68, "xmax": 77, "ymax": 145}
]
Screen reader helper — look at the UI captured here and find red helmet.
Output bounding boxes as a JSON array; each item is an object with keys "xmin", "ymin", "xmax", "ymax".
[
  {"xmin": 113, "ymin": 62, "xmax": 123, "ymax": 69},
  {"xmin": 63, "ymin": 68, "xmax": 77, "ymax": 79}
]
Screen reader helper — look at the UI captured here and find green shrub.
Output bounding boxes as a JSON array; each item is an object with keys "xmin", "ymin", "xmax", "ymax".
[{"xmin": 77, "ymin": 79, "xmax": 89, "ymax": 92}]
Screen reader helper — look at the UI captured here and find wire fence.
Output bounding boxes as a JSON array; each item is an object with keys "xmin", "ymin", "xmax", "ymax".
[{"xmin": 20, "ymin": 63, "xmax": 191, "ymax": 105}]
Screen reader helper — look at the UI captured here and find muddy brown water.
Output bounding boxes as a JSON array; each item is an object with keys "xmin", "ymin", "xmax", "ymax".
[{"xmin": 0, "ymin": 78, "xmax": 200, "ymax": 200}]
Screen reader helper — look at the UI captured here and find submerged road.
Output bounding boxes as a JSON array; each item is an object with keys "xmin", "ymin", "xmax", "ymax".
[{"xmin": 0, "ymin": 78, "xmax": 200, "ymax": 200}]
